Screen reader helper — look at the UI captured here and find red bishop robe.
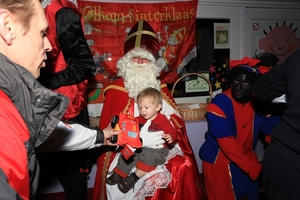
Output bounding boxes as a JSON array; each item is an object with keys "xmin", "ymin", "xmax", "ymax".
[{"xmin": 92, "ymin": 78, "xmax": 202, "ymax": 200}]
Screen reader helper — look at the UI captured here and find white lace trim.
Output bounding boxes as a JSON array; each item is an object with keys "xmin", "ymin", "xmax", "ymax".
[
  {"xmin": 106, "ymin": 144, "xmax": 184, "ymax": 200},
  {"xmin": 133, "ymin": 144, "xmax": 184, "ymax": 200},
  {"xmin": 133, "ymin": 166, "xmax": 171, "ymax": 200},
  {"xmin": 166, "ymin": 144, "xmax": 184, "ymax": 162},
  {"xmin": 41, "ymin": 0, "xmax": 78, "ymax": 9}
]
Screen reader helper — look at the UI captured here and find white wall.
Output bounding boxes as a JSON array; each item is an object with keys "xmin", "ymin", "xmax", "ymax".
[
  {"xmin": 243, "ymin": 7, "xmax": 300, "ymax": 57},
  {"xmin": 196, "ymin": 0, "xmax": 300, "ymax": 60}
]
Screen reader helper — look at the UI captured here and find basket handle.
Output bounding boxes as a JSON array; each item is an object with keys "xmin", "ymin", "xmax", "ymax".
[{"xmin": 171, "ymin": 72, "xmax": 213, "ymax": 102}]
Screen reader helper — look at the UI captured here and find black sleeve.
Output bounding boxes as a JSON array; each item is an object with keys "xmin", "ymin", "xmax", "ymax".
[
  {"xmin": 42, "ymin": 8, "xmax": 96, "ymax": 89},
  {"xmin": 253, "ymin": 58, "xmax": 287, "ymax": 101},
  {"xmin": 0, "ymin": 169, "xmax": 23, "ymax": 200}
]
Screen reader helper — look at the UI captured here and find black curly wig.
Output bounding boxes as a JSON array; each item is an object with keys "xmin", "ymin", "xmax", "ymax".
[
  {"xmin": 254, "ymin": 52, "xmax": 279, "ymax": 68},
  {"xmin": 227, "ymin": 52, "xmax": 279, "ymax": 86},
  {"xmin": 227, "ymin": 66, "xmax": 260, "ymax": 86}
]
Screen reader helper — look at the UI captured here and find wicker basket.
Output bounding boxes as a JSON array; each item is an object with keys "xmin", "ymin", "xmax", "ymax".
[{"xmin": 171, "ymin": 73, "xmax": 212, "ymax": 121}]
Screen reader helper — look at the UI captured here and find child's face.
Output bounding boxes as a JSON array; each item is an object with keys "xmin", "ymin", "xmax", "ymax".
[{"xmin": 138, "ymin": 97, "xmax": 162, "ymax": 120}]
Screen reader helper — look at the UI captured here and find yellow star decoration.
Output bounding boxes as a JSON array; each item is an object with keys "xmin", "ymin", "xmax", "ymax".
[{"xmin": 214, "ymin": 80, "xmax": 221, "ymax": 89}]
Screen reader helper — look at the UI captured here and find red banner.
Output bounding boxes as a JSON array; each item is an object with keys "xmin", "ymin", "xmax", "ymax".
[{"xmin": 78, "ymin": 0, "xmax": 197, "ymax": 86}]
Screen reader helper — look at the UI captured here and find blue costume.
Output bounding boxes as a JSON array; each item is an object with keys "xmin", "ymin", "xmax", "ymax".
[{"xmin": 199, "ymin": 89, "xmax": 281, "ymax": 200}]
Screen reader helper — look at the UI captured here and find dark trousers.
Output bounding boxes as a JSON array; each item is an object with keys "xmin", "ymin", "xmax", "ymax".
[
  {"xmin": 263, "ymin": 173, "xmax": 286, "ymax": 200},
  {"xmin": 37, "ymin": 108, "xmax": 100, "ymax": 200}
]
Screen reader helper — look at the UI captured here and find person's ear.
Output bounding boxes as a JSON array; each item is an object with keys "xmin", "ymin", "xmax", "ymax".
[
  {"xmin": 156, "ymin": 103, "xmax": 162, "ymax": 112},
  {"xmin": 0, "ymin": 10, "xmax": 15, "ymax": 45}
]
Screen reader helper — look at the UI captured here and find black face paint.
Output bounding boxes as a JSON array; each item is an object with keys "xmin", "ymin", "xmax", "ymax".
[{"xmin": 231, "ymin": 73, "xmax": 253, "ymax": 103}]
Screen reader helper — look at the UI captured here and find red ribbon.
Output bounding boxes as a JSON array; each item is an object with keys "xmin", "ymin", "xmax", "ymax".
[
  {"xmin": 229, "ymin": 56, "xmax": 260, "ymax": 68},
  {"xmin": 229, "ymin": 56, "xmax": 270, "ymax": 74}
]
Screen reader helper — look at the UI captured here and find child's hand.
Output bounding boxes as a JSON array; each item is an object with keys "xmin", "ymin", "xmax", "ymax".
[{"xmin": 162, "ymin": 134, "xmax": 173, "ymax": 144}]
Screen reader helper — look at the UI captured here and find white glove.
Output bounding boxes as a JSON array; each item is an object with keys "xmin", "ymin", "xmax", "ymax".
[{"xmin": 140, "ymin": 120, "xmax": 164, "ymax": 149}]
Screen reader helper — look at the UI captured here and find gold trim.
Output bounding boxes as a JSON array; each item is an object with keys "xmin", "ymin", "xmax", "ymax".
[
  {"xmin": 126, "ymin": 30, "xmax": 158, "ymax": 41},
  {"xmin": 214, "ymin": 149, "xmax": 221, "ymax": 164},
  {"xmin": 160, "ymin": 84, "xmax": 183, "ymax": 129},
  {"xmin": 103, "ymin": 85, "xmax": 127, "ymax": 100},
  {"xmin": 135, "ymin": 20, "xmax": 143, "ymax": 48},
  {"xmin": 122, "ymin": 98, "xmax": 133, "ymax": 114},
  {"xmin": 104, "ymin": 85, "xmax": 127, "ymax": 93},
  {"xmin": 125, "ymin": 20, "xmax": 158, "ymax": 50},
  {"xmin": 228, "ymin": 164, "xmax": 237, "ymax": 200},
  {"xmin": 161, "ymin": 84, "xmax": 180, "ymax": 112},
  {"xmin": 206, "ymin": 110, "xmax": 227, "ymax": 119},
  {"xmin": 100, "ymin": 151, "xmax": 112, "ymax": 200}
]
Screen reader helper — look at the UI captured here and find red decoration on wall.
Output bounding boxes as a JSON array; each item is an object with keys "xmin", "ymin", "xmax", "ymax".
[{"xmin": 78, "ymin": 0, "xmax": 198, "ymax": 85}]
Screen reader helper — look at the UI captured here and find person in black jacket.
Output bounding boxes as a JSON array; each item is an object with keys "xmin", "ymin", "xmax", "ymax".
[
  {"xmin": 38, "ymin": 0, "xmax": 99, "ymax": 199},
  {"xmin": 0, "ymin": 0, "xmax": 122, "ymax": 199},
  {"xmin": 253, "ymin": 49, "xmax": 300, "ymax": 200}
]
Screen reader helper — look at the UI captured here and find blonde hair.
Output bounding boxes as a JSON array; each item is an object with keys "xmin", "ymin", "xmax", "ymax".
[
  {"xmin": 137, "ymin": 87, "xmax": 162, "ymax": 106},
  {"xmin": 0, "ymin": 0, "xmax": 35, "ymax": 34}
]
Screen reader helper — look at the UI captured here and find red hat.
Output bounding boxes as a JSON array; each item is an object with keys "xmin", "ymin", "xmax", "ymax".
[
  {"xmin": 230, "ymin": 56, "xmax": 270, "ymax": 74},
  {"xmin": 229, "ymin": 56, "xmax": 260, "ymax": 68},
  {"xmin": 124, "ymin": 20, "xmax": 160, "ymax": 56}
]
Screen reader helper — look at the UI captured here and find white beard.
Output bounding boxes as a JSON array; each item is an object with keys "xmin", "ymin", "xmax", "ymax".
[{"xmin": 118, "ymin": 62, "xmax": 161, "ymax": 99}]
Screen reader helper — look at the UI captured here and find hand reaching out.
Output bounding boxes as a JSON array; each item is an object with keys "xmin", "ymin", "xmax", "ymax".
[{"xmin": 102, "ymin": 124, "xmax": 121, "ymax": 145}]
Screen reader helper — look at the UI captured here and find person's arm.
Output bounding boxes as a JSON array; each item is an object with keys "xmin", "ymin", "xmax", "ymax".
[
  {"xmin": 41, "ymin": 8, "xmax": 96, "ymax": 89},
  {"xmin": 207, "ymin": 107, "xmax": 262, "ymax": 180},
  {"xmin": 35, "ymin": 121, "xmax": 120, "ymax": 153},
  {"xmin": 253, "ymin": 56, "xmax": 287, "ymax": 102},
  {"xmin": 217, "ymin": 137, "xmax": 262, "ymax": 180},
  {"xmin": 160, "ymin": 114, "xmax": 178, "ymax": 145}
]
